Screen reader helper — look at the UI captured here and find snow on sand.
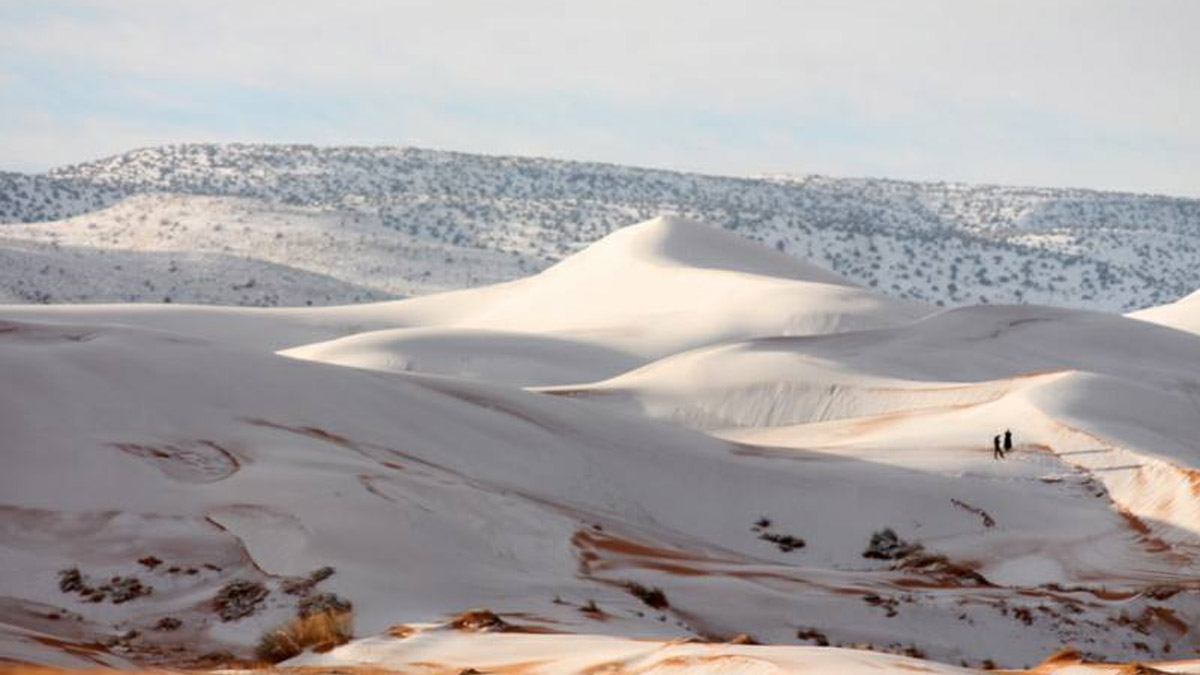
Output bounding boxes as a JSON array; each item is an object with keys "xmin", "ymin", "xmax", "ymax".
[{"xmin": 2, "ymin": 217, "xmax": 1199, "ymax": 672}]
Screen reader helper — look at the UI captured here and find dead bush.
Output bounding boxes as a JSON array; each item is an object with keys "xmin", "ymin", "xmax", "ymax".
[
  {"xmin": 449, "ymin": 609, "xmax": 510, "ymax": 632},
  {"xmin": 255, "ymin": 609, "xmax": 353, "ymax": 663},
  {"xmin": 896, "ymin": 551, "xmax": 991, "ymax": 587}
]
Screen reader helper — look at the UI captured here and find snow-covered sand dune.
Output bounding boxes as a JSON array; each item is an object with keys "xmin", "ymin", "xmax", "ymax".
[
  {"xmin": 292, "ymin": 629, "xmax": 1200, "ymax": 675},
  {"xmin": 1130, "ymin": 288, "xmax": 1200, "ymax": 335},
  {"xmin": 2, "ymin": 217, "xmax": 1198, "ymax": 672},
  {"xmin": 294, "ymin": 629, "xmax": 981, "ymax": 674},
  {"xmin": 3, "ymin": 217, "xmax": 926, "ymax": 378},
  {"xmin": 551, "ymin": 299, "xmax": 1200, "ymax": 579},
  {"xmin": 279, "ymin": 327, "xmax": 642, "ymax": 387}
]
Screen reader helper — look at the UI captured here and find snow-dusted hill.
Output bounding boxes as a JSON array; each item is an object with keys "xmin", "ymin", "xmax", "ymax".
[
  {"xmin": 2, "ymin": 143, "xmax": 1199, "ymax": 310},
  {"xmin": 0, "ymin": 193, "xmax": 507, "ymax": 304},
  {"xmin": 2, "ymin": 217, "xmax": 1199, "ymax": 673},
  {"xmin": 0, "ymin": 172, "xmax": 124, "ymax": 223},
  {"xmin": 0, "ymin": 234, "xmax": 392, "ymax": 306}
]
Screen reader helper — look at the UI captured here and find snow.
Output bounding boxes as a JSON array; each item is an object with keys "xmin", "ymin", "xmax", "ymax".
[
  {"xmin": 6, "ymin": 143, "xmax": 1200, "ymax": 311},
  {"xmin": 1129, "ymin": 288, "xmax": 1200, "ymax": 335},
  {"xmin": 0, "ymin": 193, "xmax": 506, "ymax": 302},
  {"xmin": 294, "ymin": 629, "xmax": 976, "ymax": 674},
  {"xmin": 290, "ymin": 627, "xmax": 1200, "ymax": 675},
  {"xmin": 1, "ymin": 215, "xmax": 1198, "ymax": 671},
  {"xmin": 2, "ymin": 216, "xmax": 927, "ymax": 368},
  {"xmin": 281, "ymin": 327, "xmax": 642, "ymax": 387}
]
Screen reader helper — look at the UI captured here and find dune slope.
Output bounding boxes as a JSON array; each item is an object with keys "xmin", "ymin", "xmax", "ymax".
[{"xmin": 3, "ymin": 217, "xmax": 1199, "ymax": 671}]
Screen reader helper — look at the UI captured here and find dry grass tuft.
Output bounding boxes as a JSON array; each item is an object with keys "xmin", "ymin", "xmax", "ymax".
[
  {"xmin": 387, "ymin": 623, "xmax": 416, "ymax": 639},
  {"xmin": 255, "ymin": 609, "xmax": 353, "ymax": 664},
  {"xmin": 448, "ymin": 609, "xmax": 510, "ymax": 632}
]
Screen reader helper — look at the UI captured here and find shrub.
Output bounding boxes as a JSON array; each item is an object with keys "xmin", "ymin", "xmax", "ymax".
[
  {"xmin": 309, "ymin": 566, "xmax": 336, "ymax": 583},
  {"xmin": 623, "ymin": 582, "xmax": 669, "ymax": 610},
  {"xmin": 752, "ymin": 517, "xmax": 805, "ymax": 552},
  {"xmin": 58, "ymin": 568, "xmax": 86, "ymax": 593},
  {"xmin": 579, "ymin": 599, "xmax": 603, "ymax": 617},
  {"xmin": 299, "ymin": 592, "xmax": 352, "ymax": 617},
  {"xmin": 759, "ymin": 532, "xmax": 806, "ymax": 552},
  {"xmin": 108, "ymin": 576, "xmax": 153, "ymax": 604},
  {"xmin": 57, "ymin": 567, "xmax": 152, "ymax": 604},
  {"xmin": 213, "ymin": 580, "xmax": 269, "ymax": 622},
  {"xmin": 796, "ymin": 627, "xmax": 829, "ymax": 646},
  {"xmin": 862, "ymin": 528, "xmax": 920, "ymax": 560},
  {"xmin": 255, "ymin": 609, "xmax": 353, "ymax": 663},
  {"xmin": 283, "ymin": 566, "xmax": 337, "ymax": 596}
]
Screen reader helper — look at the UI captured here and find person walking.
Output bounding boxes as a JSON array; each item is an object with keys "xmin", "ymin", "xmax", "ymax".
[
  {"xmin": 1003, "ymin": 429, "xmax": 1013, "ymax": 454},
  {"xmin": 993, "ymin": 434, "xmax": 1004, "ymax": 460}
]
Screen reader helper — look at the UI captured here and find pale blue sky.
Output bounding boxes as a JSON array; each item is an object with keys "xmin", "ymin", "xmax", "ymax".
[{"xmin": 1, "ymin": 0, "xmax": 1197, "ymax": 196}]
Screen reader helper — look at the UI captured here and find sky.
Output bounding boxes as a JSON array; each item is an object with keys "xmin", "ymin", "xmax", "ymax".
[{"xmin": 0, "ymin": 0, "xmax": 1197, "ymax": 196}]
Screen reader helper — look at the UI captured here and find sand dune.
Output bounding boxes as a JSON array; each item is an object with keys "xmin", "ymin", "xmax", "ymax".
[{"xmin": 2, "ymin": 217, "xmax": 1198, "ymax": 671}]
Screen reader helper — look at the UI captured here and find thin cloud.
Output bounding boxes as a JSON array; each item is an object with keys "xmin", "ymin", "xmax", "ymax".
[{"xmin": 0, "ymin": 0, "xmax": 1196, "ymax": 195}]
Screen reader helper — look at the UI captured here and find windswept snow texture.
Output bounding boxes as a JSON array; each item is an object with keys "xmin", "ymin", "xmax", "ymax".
[
  {"xmin": 2, "ymin": 143, "xmax": 1200, "ymax": 309},
  {"xmin": 2, "ymin": 216, "xmax": 1200, "ymax": 672}
]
